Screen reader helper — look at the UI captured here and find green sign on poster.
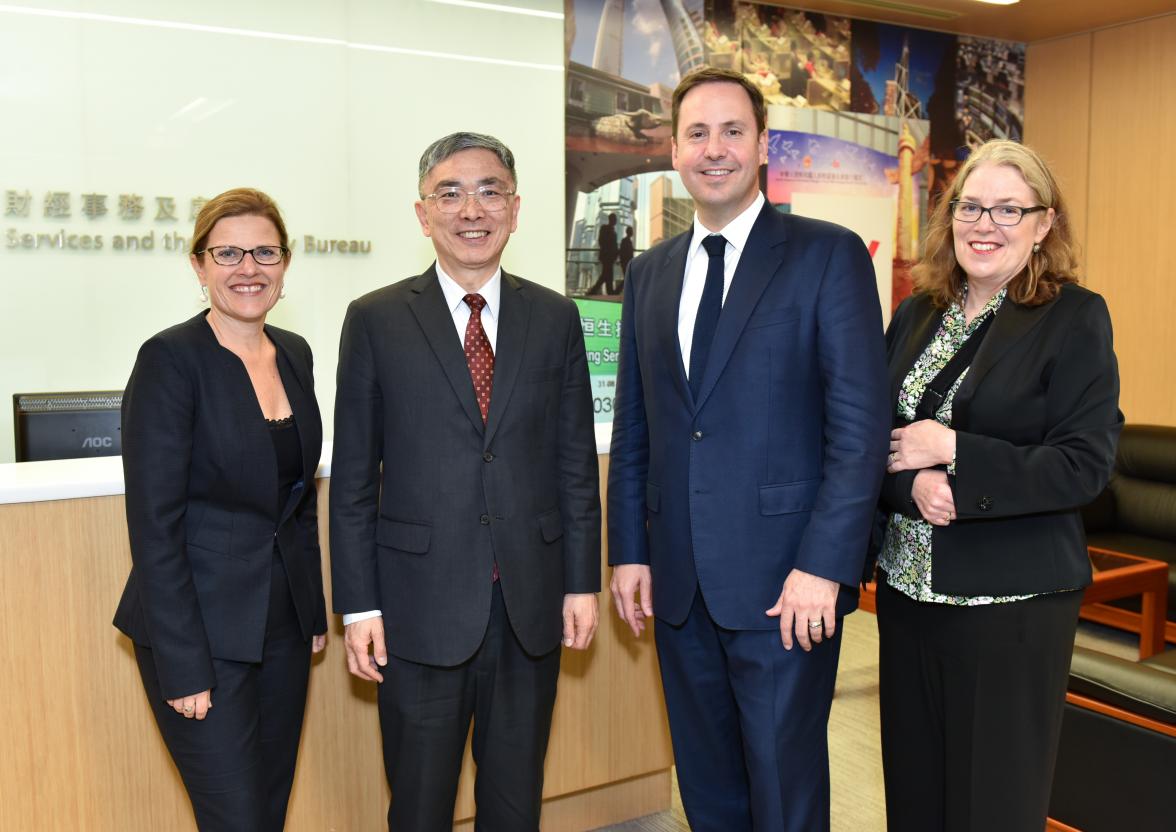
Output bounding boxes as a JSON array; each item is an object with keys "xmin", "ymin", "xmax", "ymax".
[{"xmin": 573, "ymin": 297, "xmax": 622, "ymax": 424}]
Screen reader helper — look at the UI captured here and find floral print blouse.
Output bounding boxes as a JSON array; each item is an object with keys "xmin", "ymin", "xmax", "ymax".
[{"xmin": 878, "ymin": 287, "xmax": 1033, "ymax": 605}]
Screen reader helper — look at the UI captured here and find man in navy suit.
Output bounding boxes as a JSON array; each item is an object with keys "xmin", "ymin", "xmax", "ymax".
[{"xmin": 608, "ymin": 68, "xmax": 890, "ymax": 831}]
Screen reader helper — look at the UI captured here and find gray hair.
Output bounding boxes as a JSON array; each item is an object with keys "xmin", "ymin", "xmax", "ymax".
[{"xmin": 417, "ymin": 132, "xmax": 517, "ymax": 193}]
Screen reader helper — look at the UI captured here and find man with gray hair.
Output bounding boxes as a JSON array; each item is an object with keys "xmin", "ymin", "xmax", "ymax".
[{"xmin": 330, "ymin": 131, "xmax": 601, "ymax": 830}]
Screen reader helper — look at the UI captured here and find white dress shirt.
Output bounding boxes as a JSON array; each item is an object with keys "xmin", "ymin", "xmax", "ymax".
[
  {"xmin": 677, "ymin": 191, "xmax": 765, "ymax": 377},
  {"xmin": 342, "ymin": 263, "xmax": 502, "ymax": 626}
]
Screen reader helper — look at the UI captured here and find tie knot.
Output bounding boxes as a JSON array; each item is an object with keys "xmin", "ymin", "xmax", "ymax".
[
  {"xmin": 702, "ymin": 234, "xmax": 727, "ymax": 259},
  {"xmin": 463, "ymin": 293, "xmax": 487, "ymax": 314}
]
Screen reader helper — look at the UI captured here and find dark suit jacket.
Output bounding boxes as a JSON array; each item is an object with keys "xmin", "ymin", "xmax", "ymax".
[
  {"xmin": 607, "ymin": 203, "xmax": 891, "ymax": 627},
  {"xmin": 113, "ymin": 312, "xmax": 326, "ymax": 700},
  {"xmin": 878, "ymin": 283, "xmax": 1122, "ymax": 597},
  {"xmin": 329, "ymin": 267, "xmax": 601, "ymax": 666}
]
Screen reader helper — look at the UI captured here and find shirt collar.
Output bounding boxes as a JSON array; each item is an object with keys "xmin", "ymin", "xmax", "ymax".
[
  {"xmin": 435, "ymin": 263, "xmax": 502, "ymax": 319},
  {"xmin": 689, "ymin": 191, "xmax": 765, "ymax": 257}
]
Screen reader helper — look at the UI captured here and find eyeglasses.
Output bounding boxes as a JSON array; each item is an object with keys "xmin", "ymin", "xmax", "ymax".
[
  {"xmin": 196, "ymin": 245, "xmax": 289, "ymax": 266},
  {"xmin": 422, "ymin": 185, "xmax": 515, "ymax": 214},
  {"xmin": 950, "ymin": 201, "xmax": 1047, "ymax": 227}
]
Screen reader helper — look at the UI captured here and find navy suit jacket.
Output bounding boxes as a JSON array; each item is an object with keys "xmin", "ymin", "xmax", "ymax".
[
  {"xmin": 329, "ymin": 268, "xmax": 601, "ymax": 666},
  {"xmin": 608, "ymin": 203, "xmax": 890, "ymax": 628},
  {"xmin": 114, "ymin": 312, "xmax": 326, "ymax": 700}
]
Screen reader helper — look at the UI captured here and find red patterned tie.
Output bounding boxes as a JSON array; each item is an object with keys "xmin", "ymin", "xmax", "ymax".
[
  {"xmin": 463, "ymin": 293, "xmax": 494, "ymax": 423},
  {"xmin": 463, "ymin": 293, "xmax": 499, "ymax": 582}
]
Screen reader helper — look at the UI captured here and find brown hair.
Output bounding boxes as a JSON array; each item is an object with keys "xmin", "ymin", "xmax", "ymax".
[
  {"xmin": 190, "ymin": 188, "xmax": 290, "ymax": 262},
  {"xmin": 672, "ymin": 66, "xmax": 766, "ymax": 139},
  {"xmin": 913, "ymin": 140, "xmax": 1080, "ymax": 308}
]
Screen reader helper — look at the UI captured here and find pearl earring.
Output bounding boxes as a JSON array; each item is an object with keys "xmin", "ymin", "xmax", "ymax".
[{"xmin": 1033, "ymin": 243, "xmax": 1041, "ymax": 253}]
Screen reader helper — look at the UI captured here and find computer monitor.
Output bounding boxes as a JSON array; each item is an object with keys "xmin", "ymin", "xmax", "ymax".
[{"xmin": 12, "ymin": 391, "xmax": 123, "ymax": 462}]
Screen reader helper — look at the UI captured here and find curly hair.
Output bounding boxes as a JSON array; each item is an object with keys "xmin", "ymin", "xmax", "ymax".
[{"xmin": 912, "ymin": 140, "xmax": 1081, "ymax": 308}]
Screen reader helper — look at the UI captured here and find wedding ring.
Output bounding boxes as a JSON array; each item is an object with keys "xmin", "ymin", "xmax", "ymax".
[
  {"xmin": 808, "ymin": 620, "xmax": 823, "ymax": 630},
  {"xmin": 183, "ymin": 705, "xmax": 195, "ymax": 714}
]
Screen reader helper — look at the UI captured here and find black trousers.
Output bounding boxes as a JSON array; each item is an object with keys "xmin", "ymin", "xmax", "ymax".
[
  {"xmin": 377, "ymin": 582, "xmax": 560, "ymax": 832},
  {"xmin": 135, "ymin": 552, "xmax": 312, "ymax": 832},
  {"xmin": 654, "ymin": 590, "xmax": 842, "ymax": 832},
  {"xmin": 876, "ymin": 577, "xmax": 1083, "ymax": 832}
]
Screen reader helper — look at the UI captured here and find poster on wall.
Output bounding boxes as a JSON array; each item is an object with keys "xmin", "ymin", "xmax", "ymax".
[
  {"xmin": 564, "ymin": 2, "xmax": 1028, "ymax": 413},
  {"xmin": 767, "ymin": 109, "xmax": 928, "ymax": 317},
  {"xmin": 565, "ymin": 0, "xmax": 706, "ymax": 411},
  {"xmin": 704, "ymin": 1, "xmax": 851, "ymax": 111},
  {"xmin": 565, "ymin": 0, "xmax": 705, "ymax": 301}
]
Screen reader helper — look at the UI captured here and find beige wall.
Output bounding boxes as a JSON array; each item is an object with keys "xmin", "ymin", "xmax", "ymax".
[{"xmin": 1025, "ymin": 14, "xmax": 1176, "ymax": 426}]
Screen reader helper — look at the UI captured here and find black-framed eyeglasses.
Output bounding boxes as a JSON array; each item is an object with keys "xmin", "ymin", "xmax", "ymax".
[
  {"xmin": 422, "ymin": 185, "xmax": 515, "ymax": 214},
  {"xmin": 196, "ymin": 245, "xmax": 289, "ymax": 266},
  {"xmin": 950, "ymin": 201, "xmax": 1047, "ymax": 227}
]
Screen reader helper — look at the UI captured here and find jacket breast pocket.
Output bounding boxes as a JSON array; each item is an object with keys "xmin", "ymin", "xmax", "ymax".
[
  {"xmin": 746, "ymin": 306, "xmax": 800, "ymax": 331},
  {"xmin": 376, "ymin": 517, "xmax": 431, "ymax": 554},
  {"xmin": 759, "ymin": 479, "xmax": 819, "ymax": 516}
]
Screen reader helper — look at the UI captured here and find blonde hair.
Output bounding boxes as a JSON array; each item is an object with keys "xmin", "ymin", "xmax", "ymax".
[{"xmin": 913, "ymin": 140, "xmax": 1080, "ymax": 308}]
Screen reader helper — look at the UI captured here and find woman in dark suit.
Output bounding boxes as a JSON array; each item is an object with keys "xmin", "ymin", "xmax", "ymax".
[
  {"xmin": 114, "ymin": 188, "xmax": 326, "ymax": 831},
  {"xmin": 876, "ymin": 140, "xmax": 1121, "ymax": 831}
]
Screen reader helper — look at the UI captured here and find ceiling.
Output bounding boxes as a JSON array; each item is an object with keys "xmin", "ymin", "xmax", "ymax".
[{"xmin": 755, "ymin": 0, "xmax": 1174, "ymax": 42}]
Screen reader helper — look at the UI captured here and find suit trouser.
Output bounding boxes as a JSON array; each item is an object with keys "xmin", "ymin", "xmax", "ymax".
[
  {"xmin": 377, "ymin": 582, "xmax": 560, "ymax": 832},
  {"xmin": 876, "ymin": 577, "xmax": 1083, "ymax": 832},
  {"xmin": 134, "ymin": 551, "xmax": 312, "ymax": 832},
  {"xmin": 654, "ymin": 589, "xmax": 842, "ymax": 832}
]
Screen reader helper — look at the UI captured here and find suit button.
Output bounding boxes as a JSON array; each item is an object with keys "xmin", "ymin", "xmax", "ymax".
[
  {"xmin": 483, "ymin": 451, "xmax": 494, "ymax": 462},
  {"xmin": 692, "ymin": 431, "xmax": 703, "ymax": 441},
  {"xmin": 977, "ymin": 496, "xmax": 993, "ymax": 511},
  {"xmin": 480, "ymin": 514, "xmax": 491, "ymax": 525}
]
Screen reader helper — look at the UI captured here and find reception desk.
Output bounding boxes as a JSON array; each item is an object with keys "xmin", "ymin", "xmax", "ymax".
[{"xmin": 0, "ymin": 442, "xmax": 673, "ymax": 831}]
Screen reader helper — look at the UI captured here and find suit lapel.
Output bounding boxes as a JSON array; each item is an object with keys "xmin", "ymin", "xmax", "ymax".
[
  {"xmin": 408, "ymin": 268, "xmax": 486, "ymax": 436},
  {"xmin": 658, "ymin": 233, "xmax": 694, "ymax": 411},
  {"xmin": 198, "ymin": 315, "xmax": 279, "ymax": 519},
  {"xmin": 952, "ymin": 298, "xmax": 1054, "ymax": 422},
  {"xmin": 483, "ymin": 272, "xmax": 528, "ymax": 448},
  {"xmin": 889, "ymin": 298, "xmax": 941, "ymax": 412},
  {"xmin": 693, "ymin": 203, "xmax": 786, "ymax": 412},
  {"xmin": 269, "ymin": 330, "xmax": 319, "ymax": 524}
]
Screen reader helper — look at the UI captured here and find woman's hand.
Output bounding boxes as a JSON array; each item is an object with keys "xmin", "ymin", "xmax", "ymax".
[
  {"xmin": 888, "ymin": 420, "xmax": 956, "ymax": 473},
  {"xmin": 911, "ymin": 469, "xmax": 956, "ymax": 526},
  {"xmin": 167, "ymin": 689, "xmax": 212, "ymax": 720},
  {"xmin": 312, "ymin": 633, "xmax": 327, "ymax": 653}
]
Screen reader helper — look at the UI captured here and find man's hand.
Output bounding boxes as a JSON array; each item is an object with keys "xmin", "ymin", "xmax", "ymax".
[
  {"xmin": 344, "ymin": 616, "xmax": 388, "ymax": 683},
  {"xmin": 167, "ymin": 689, "xmax": 212, "ymax": 720},
  {"xmin": 312, "ymin": 633, "xmax": 327, "ymax": 653},
  {"xmin": 610, "ymin": 564, "xmax": 653, "ymax": 637},
  {"xmin": 911, "ymin": 468, "xmax": 956, "ymax": 526},
  {"xmin": 562, "ymin": 593, "xmax": 599, "ymax": 650},
  {"xmin": 765, "ymin": 568, "xmax": 839, "ymax": 651}
]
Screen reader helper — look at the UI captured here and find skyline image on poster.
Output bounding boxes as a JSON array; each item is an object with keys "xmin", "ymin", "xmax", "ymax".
[{"xmin": 850, "ymin": 20, "xmax": 955, "ymax": 123}]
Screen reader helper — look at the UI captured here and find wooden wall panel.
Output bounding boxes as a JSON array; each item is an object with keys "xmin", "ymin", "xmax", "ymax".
[
  {"xmin": 1025, "ymin": 34, "xmax": 1093, "ymax": 260},
  {"xmin": 1086, "ymin": 14, "xmax": 1176, "ymax": 425},
  {"xmin": 0, "ymin": 465, "xmax": 673, "ymax": 831},
  {"xmin": 1026, "ymin": 14, "xmax": 1176, "ymax": 427}
]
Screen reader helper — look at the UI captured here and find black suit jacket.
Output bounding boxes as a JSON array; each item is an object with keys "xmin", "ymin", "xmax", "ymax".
[
  {"xmin": 113, "ymin": 312, "xmax": 325, "ymax": 700},
  {"xmin": 329, "ymin": 268, "xmax": 601, "ymax": 666},
  {"xmin": 879, "ymin": 283, "xmax": 1123, "ymax": 597}
]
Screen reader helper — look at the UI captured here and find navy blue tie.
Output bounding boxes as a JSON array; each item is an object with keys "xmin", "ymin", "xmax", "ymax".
[{"xmin": 690, "ymin": 234, "xmax": 727, "ymax": 400}]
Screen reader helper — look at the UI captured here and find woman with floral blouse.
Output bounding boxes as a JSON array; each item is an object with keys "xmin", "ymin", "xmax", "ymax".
[{"xmin": 874, "ymin": 140, "xmax": 1122, "ymax": 832}]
